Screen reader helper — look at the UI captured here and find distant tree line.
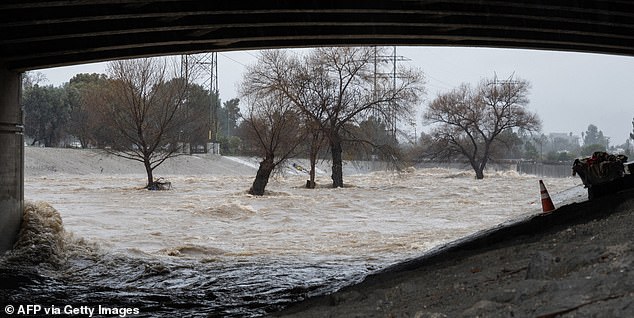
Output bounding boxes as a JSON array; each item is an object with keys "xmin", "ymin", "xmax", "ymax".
[
  {"xmin": 23, "ymin": 70, "xmax": 240, "ymax": 153},
  {"xmin": 510, "ymin": 123, "xmax": 619, "ymax": 163}
]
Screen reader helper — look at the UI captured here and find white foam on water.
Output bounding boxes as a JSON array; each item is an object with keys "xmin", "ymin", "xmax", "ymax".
[{"xmin": 21, "ymin": 167, "xmax": 583, "ymax": 265}]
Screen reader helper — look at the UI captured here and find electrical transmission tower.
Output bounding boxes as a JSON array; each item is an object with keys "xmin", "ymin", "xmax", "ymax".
[
  {"xmin": 372, "ymin": 46, "xmax": 410, "ymax": 138},
  {"xmin": 486, "ymin": 72, "xmax": 520, "ymax": 87},
  {"xmin": 181, "ymin": 52, "xmax": 220, "ymax": 153}
]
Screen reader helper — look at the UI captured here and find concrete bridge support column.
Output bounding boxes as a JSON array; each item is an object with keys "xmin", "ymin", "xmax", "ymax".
[{"xmin": 0, "ymin": 67, "xmax": 23, "ymax": 253}]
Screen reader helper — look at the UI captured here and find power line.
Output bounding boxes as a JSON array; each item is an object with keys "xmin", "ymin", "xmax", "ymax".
[{"xmin": 219, "ymin": 52, "xmax": 249, "ymax": 67}]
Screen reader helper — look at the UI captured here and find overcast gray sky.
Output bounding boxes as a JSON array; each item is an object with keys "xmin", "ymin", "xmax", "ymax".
[{"xmin": 39, "ymin": 46, "xmax": 634, "ymax": 146}]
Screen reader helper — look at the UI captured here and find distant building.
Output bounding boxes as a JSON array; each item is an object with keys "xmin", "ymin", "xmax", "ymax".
[{"xmin": 548, "ymin": 132, "xmax": 580, "ymax": 147}]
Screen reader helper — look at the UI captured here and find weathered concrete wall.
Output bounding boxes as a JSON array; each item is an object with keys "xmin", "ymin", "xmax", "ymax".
[{"xmin": 0, "ymin": 67, "xmax": 23, "ymax": 252}]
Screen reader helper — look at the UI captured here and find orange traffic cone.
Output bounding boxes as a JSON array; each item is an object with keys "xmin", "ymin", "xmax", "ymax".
[{"xmin": 539, "ymin": 180, "xmax": 555, "ymax": 213}]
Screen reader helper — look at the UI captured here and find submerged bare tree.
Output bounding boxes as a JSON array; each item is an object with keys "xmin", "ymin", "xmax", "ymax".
[
  {"xmin": 96, "ymin": 57, "xmax": 193, "ymax": 189},
  {"xmin": 240, "ymin": 92, "xmax": 305, "ymax": 195},
  {"xmin": 423, "ymin": 75, "xmax": 541, "ymax": 179},
  {"xmin": 242, "ymin": 47, "xmax": 425, "ymax": 188}
]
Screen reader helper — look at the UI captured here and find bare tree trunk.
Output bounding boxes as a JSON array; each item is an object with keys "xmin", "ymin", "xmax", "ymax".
[
  {"xmin": 307, "ymin": 154, "xmax": 317, "ymax": 189},
  {"xmin": 306, "ymin": 132, "xmax": 320, "ymax": 189},
  {"xmin": 330, "ymin": 132, "xmax": 344, "ymax": 188},
  {"xmin": 474, "ymin": 146, "xmax": 491, "ymax": 180},
  {"xmin": 470, "ymin": 161, "xmax": 485, "ymax": 179},
  {"xmin": 144, "ymin": 158, "xmax": 154, "ymax": 189},
  {"xmin": 475, "ymin": 159, "xmax": 488, "ymax": 179},
  {"xmin": 249, "ymin": 156, "xmax": 275, "ymax": 195},
  {"xmin": 475, "ymin": 167, "xmax": 485, "ymax": 179},
  {"xmin": 467, "ymin": 156, "xmax": 485, "ymax": 180}
]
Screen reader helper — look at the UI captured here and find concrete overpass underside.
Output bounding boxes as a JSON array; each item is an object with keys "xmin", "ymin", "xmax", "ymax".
[
  {"xmin": 2, "ymin": 1, "xmax": 634, "ymax": 70},
  {"xmin": 1, "ymin": 0, "xmax": 634, "ymax": 251}
]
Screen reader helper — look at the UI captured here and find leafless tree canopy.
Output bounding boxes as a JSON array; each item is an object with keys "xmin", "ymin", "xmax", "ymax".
[
  {"xmin": 241, "ymin": 47, "xmax": 425, "ymax": 188},
  {"xmin": 423, "ymin": 75, "xmax": 541, "ymax": 179},
  {"xmin": 97, "ymin": 57, "xmax": 192, "ymax": 188}
]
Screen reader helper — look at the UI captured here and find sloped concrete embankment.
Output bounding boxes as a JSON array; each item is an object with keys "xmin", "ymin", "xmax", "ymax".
[{"xmin": 275, "ymin": 190, "xmax": 634, "ymax": 317}]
